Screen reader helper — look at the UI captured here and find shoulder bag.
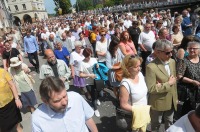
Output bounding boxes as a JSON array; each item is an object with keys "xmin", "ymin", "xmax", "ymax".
[
  {"xmin": 116, "ymin": 81, "xmax": 132, "ymax": 131},
  {"xmin": 113, "ymin": 62, "xmax": 123, "ymax": 82}
]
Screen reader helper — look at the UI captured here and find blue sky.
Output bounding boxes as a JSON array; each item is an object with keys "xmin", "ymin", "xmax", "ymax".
[{"xmin": 44, "ymin": 0, "xmax": 76, "ymax": 14}]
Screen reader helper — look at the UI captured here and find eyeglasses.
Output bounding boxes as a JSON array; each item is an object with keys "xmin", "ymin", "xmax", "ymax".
[
  {"xmin": 158, "ymin": 50, "xmax": 173, "ymax": 55},
  {"xmin": 188, "ymin": 48, "xmax": 200, "ymax": 50},
  {"xmin": 158, "ymin": 23, "xmax": 163, "ymax": 24},
  {"xmin": 100, "ymin": 34, "xmax": 106, "ymax": 36},
  {"xmin": 145, "ymin": 26, "xmax": 151, "ymax": 28},
  {"xmin": 129, "ymin": 55, "xmax": 137, "ymax": 60}
]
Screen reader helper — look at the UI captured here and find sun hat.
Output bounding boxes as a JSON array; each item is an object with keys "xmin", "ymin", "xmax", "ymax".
[{"xmin": 10, "ymin": 57, "xmax": 22, "ymax": 67}]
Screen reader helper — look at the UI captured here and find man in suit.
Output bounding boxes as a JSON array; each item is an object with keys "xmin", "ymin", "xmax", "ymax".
[{"xmin": 145, "ymin": 39, "xmax": 178, "ymax": 131}]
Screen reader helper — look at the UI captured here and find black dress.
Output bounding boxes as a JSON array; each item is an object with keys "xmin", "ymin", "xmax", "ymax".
[{"xmin": 177, "ymin": 57, "xmax": 200, "ymax": 115}]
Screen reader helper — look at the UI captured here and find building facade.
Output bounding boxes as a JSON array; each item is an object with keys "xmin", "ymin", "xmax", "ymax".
[
  {"xmin": 0, "ymin": 0, "xmax": 12, "ymax": 29},
  {"xmin": 7, "ymin": 0, "xmax": 48, "ymax": 25}
]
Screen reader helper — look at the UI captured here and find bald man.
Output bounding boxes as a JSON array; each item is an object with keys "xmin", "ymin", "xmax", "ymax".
[{"xmin": 39, "ymin": 49, "xmax": 71, "ymax": 90}]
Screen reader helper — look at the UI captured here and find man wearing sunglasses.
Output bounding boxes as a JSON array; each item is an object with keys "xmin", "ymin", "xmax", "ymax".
[{"xmin": 146, "ymin": 39, "xmax": 178, "ymax": 131}]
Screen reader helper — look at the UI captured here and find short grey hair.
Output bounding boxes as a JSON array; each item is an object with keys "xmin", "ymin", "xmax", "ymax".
[
  {"xmin": 155, "ymin": 39, "xmax": 173, "ymax": 51},
  {"xmin": 187, "ymin": 41, "xmax": 200, "ymax": 48}
]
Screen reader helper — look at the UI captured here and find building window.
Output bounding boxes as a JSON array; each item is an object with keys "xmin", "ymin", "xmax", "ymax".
[
  {"xmin": 14, "ymin": 5, "xmax": 19, "ymax": 11},
  {"xmin": 22, "ymin": 4, "xmax": 26, "ymax": 10}
]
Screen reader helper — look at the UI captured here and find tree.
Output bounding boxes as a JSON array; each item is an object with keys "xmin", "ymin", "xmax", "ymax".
[{"xmin": 53, "ymin": 0, "xmax": 72, "ymax": 14}]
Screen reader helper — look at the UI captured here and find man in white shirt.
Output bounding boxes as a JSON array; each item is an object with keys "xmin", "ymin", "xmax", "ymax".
[
  {"xmin": 138, "ymin": 23, "xmax": 156, "ymax": 75},
  {"xmin": 32, "ymin": 76, "xmax": 98, "ymax": 132},
  {"xmin": 166, "ymin": 105, "xmax": 200, "ymax": 132},
  {"xmin": 124, "ymin": 15, "xmax": 132, "ymax": 29}
]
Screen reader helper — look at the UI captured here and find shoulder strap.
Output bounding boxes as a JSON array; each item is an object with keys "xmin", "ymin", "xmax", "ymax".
[{"xmin": 121, "ymin": 80, "xmax": 132, "ymax": 104}]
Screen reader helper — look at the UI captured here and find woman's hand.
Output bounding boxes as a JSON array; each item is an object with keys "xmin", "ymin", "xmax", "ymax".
[
  {"xmin": 15, "ymin": 99, "xmax": 22, "ymax": 109},
  {"xmin": 89, "ymin": 74, "xmax": 96, "ymax": 79},
  {"xmin": 192, "ymin": 80, "xmax": 200, "ymax": 87}
]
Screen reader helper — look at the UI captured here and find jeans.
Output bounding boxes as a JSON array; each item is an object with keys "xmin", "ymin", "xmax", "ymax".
[{"xmin": 86, "ymin": 85, "xmax": 98, "ymax": 110}]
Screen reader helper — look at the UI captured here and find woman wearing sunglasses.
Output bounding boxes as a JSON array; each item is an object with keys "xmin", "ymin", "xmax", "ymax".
[
  {"xmin": 95, "ymin": 28, "xmax": 109, "ymax": 65},
  {"xmin": 177, "ymin": 41, "xmax": 200, "ymax": 116}
]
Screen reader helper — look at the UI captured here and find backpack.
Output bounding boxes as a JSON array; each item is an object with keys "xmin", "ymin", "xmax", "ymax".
[{"xmin": 88, "ymin": 31, "xmax": 94, "ymax": 44}]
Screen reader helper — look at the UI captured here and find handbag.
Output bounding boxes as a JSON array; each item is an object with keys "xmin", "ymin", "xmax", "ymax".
[
  {"xmin": 113, "ymin": 62, "xmax": 123, "ymax": 82},
  {"xmin": 116, "ymin": 81, "xmax": 132, "ymax": 130}
]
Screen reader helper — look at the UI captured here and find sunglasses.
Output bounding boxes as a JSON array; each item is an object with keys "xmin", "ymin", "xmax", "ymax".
[
  {"xmin": 158, "ymin": 50, "xmax": 173, "ymax": 55},
  {"xmin": 158, "ymin": 23, "xmax": 163, "ymax": 24},
  {"xmin": 100, "ymin": 34, "xmax": 106, "ymax": 36},
  {"xmin": 129, "ymin": 55, "xmax": 138, "ymax": 59}
]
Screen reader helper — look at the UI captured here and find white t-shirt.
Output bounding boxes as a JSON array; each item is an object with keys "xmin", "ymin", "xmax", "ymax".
[
  {"xmin": 166, "ymin": 111, "xmax": 195, "ymax": 132},
  {"xmin": 138, "ymin": 31, "xmax": 156, "ymax": 51},
  {"xmin": 69, "ymin": 50, "xmax": 85, "ymax": 76},
  {"xmin": 78, "ymin": 58, "xmax": 97, "ymax": 85},
  {"xmin": 96, "ymin": 40, "xmax": 108, "ymax": 62},
  {"xmin": 41, "ymin": 33, "xmax": 48, "ymax": 40},
  {"xmin": 121, "ymin": 72, "xmax": 148, "ymax": 105},
  {"xmin": 11, "ymin": 42, "xmax": 18, "ymax": 48}
]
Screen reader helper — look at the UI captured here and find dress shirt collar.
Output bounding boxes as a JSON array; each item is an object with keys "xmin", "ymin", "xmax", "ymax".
[{"xmin": 160, "ymin": 59, "xmax": 170, "ymax": 65}]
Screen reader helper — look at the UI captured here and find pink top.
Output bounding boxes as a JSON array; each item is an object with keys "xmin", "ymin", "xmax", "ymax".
[{"xmin": 119, "ymin": 41, "xmax": 136, "ymax": 55}]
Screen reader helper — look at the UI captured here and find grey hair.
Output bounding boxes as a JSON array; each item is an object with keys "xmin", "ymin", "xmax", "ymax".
[
  {"xmin": 187, "ymin": 41, "xmax": 200, "ymax": 48},
  {"xmin": 155, "ymin": 39, "xmax": 173, "ymax": 51}
]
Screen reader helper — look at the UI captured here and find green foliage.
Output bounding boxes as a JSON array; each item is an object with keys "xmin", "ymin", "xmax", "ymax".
[
  {"xmin": 53, "ymin": 0, "xmax": 72, "ymax": 14},
  {"xmin": 104, "ymin": 0, "xmax": 115, "ymax": 7},
  {"xmin": 95, "ymin": 4, "xmax": 104, "ymax": 9}
]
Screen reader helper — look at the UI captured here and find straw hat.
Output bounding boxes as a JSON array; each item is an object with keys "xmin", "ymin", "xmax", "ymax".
[{"xmin": 10, "ymin": 57, "xmax": 22, "ymax": 67}]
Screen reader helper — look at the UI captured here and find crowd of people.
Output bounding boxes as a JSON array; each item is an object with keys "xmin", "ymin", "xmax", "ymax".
[{"xmin": 0, "ymin": 5, "xmax": 200, "ymax": 132}]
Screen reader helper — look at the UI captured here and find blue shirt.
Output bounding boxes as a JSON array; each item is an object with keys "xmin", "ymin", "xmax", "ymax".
[
  {"xmin": 54, "ymin": 47, "xmax": 70, "ymax": 65},
  {"xmin": 24, "ymin": 35, "xmax": 39, "ymax": 53},
  {"xmin": 32, "ymin": 92, "xmax": 94, "ymax": 132}
]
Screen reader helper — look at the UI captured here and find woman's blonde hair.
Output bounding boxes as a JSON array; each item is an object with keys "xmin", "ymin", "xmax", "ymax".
[{"xmin": 121, "ymin": 55, "xmax": 143, "ymax": 78}]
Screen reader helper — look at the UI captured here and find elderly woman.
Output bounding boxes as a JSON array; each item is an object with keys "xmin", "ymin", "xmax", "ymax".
[
  {"xmin": 119, "ymin": 31, "xmax": 137, "ymax": 56},
  {"xmin": 0, "ymin": 68, "xmax": 22, "ymax": 132},
  {"xmin": 78, "ymin": 48, "xmax": 100, "ymax": 117},
  {"xmin": 69, "ymin": 41, "xmax": 88, "ymax": 95},
  {"xmin": 54, "ymin": 41, "xmax": 70, "ymax": 66},
  {"xmin": 119, "ymin": 55, "xmax": 150, "ymax": 131},
  {"xmin": 8, "ymin": 57, "xmax": 37, "ymax": 113},
  {"xmin": 2, "ymin": 40, "xmax": 23, "ymax": 71},
  {"xmin": 177, "ymin": 35, "xmax": 199, "ymax": 59},
  {"xmin": 177, "ymin": 41, "xmax": 200, "ymax": 116}
]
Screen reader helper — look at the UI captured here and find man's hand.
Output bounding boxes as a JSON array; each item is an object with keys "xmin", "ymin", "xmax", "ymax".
[
  {"xmin": 168, "ymin": 75, "xmax": 176, "ymax": 86},
  {"xmin": 37, "ymin": 51, "xmax": 39, "ymax": 55}
]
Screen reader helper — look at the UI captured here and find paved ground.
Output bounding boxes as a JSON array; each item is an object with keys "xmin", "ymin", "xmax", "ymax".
[{"xmin": 20, "ymin": 54, "xmax": 120, "ymax": 132}]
